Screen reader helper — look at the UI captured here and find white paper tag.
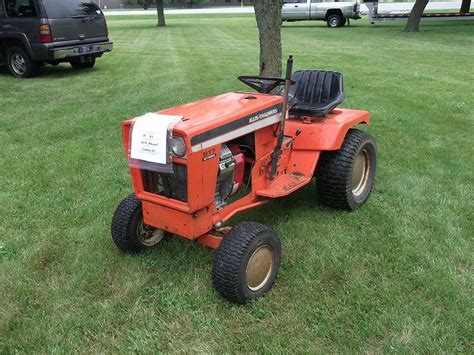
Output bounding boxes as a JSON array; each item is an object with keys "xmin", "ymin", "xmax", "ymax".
[{"xmin": 130, "ymin": 113, "xmax": 181, "ymax": 164}]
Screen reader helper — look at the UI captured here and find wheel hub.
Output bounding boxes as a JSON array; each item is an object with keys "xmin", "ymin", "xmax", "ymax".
[
  {"xmin": 11, "ymin": 54, "xmax": 26, "ymax": 75},
  {"xmin": 137, "ymin": 221, "xmax": 165, "ymax": 246},
  {"xmin": 352, "ymin": 149, "xmax": 370, "ymax": 196},
  {"xmin": 246, "ymin": 245, "xmax": 274, "ymax": 291}
]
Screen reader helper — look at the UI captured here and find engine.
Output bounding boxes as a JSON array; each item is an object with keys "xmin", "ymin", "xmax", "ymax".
[{"xmin": 214, "ymin": 144, "xmax": 245, "ymax": 209}]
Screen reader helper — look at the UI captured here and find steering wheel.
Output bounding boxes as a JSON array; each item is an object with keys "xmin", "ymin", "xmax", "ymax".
[{"xmin": 238, "ymin": 76, "xmax": 288, "ymax": 94}]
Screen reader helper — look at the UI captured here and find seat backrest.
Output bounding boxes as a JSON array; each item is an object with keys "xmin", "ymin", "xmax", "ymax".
[{"xmin": 288, "ymin": 70, "xmax": 345, "ymax": 116}]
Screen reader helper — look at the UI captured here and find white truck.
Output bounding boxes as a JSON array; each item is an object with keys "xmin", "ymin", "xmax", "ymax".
[{"xmin": 282, "ymin": 0, "xmax": 361, "ymax": 28}]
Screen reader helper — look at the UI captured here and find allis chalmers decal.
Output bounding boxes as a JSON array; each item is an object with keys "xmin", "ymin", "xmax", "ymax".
[
  {"xmin": 190, "ymin": 104, "xmax": 283, "ymax": 153},
  {"xmin": 248, "ymin": 108, "xmax": 279, "ymax": 124}
]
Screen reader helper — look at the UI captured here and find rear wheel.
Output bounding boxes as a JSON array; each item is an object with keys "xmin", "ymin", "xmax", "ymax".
[
  {"xmin": 327, "ymin": 14, "xmax": 343, "ymax": 28},
  {"xmin": 70, "ymin": 57, "xmax": 96, "ymax": 69},
  {"xmin": 212, "ymin": 222, "xmax": 281, "ymax": 304},
  {"xmin": 6, "ymin": 46, "xmax": 40, "ymax": 78},
  {"xmin": 316, "ymin": 129, "xmax": 377, "ymax": 210},
  {"xmin": 111, "ymin": 194, "xmax": 169, "ymax": 253}
]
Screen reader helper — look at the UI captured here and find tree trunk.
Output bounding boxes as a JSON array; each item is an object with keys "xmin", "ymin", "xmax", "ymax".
[
  {"xmin": 460, "ymin": 0, "xmax": 471, "ymax": 13},
  {"xmin": 254, "ymin": 0, "xmax": 282, "ymax": 77},
  {"xmin": 404, "ymin": 0, "xmax": 429, "ymax": 32},
  {"xmin": 156, "ymin": 0, "xmax": 165, "ymax": 27}
]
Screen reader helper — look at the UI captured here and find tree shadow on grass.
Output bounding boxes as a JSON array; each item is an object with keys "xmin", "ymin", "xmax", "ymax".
[
  {"xmin": 113, "ymin": 22, "xmax": 190, "ymax": 31},
  {"xmin": 39, "ymin": 64, "xmax": 91, "ymax": 78},
  {"xmin": 282, "ymin": 23, "xmax": 326, "ymax": 29},
  {"xmin": 0, "ymin": 66, "xmax": 11, "ymax": 76},
  {"xmin": 414, "ymin": 22, "xmax": 474, "ymax": 29},
  {"xmin": 357, "ymin": 21, "xmax": 474, "ymax": 31},
  {"xmin": 0, "ymin": 63, "xmax": 96, "ymax": 79}
]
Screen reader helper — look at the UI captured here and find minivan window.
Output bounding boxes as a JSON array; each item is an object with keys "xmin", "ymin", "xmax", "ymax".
[
  {"xmin": 4, "ymin": 0, "xmax": 37, "ymax": 17},
  {"xmin": 42, "ymin": 0, "xmax": 101, "ymax": 19}
]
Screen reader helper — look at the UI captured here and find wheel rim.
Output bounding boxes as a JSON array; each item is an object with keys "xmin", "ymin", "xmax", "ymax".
[
  {"xmin": 246, "ymin": 245, "xmax": 274, "ymax": 292},
  {"xmin": 351, "ymin": 148, "xmax": 371, "ymax": 197},
  {"xmin": 137, "ymin": 221, "xmax": 165, "ymax": 246},
  {"xmin": 10, "ymin": 53, "xmax": 26, "ymax": 75},
  {"xmin": 330, "ymin": 18, "xmax": 339, "ymax": 27}
]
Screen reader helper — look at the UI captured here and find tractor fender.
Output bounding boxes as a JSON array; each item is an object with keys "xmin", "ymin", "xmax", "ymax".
[{"xmin": 285, "ymin": 109, "xmax": 370, "ymax": 151}]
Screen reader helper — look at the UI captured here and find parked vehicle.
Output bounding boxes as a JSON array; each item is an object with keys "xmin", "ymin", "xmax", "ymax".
[
  {"xmin": 0, "ymin": 0, "xmax": 113, "ymax": 78},
  {"xmin": 282, "ymin": 0, "xmax": 361, "ymax": 27},
  {"xmin": 111, "ymin": 57, "xmax": 377, "ymax": 304}
]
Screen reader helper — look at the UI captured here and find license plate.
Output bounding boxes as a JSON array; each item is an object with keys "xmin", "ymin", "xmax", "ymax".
[{"xmin": 74, "ymin": 46, "xmax": 96, "ymax": 54}]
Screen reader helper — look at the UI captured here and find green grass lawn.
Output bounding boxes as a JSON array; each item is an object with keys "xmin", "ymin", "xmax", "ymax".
[{"xmin": 1, "ymin": 15, "xmax": 473, "ymax": 353}]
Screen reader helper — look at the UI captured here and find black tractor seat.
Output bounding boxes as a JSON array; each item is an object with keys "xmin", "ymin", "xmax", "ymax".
[{"xmin": 287, "ymin": 70, "xmax": 345, "ymax": 117}]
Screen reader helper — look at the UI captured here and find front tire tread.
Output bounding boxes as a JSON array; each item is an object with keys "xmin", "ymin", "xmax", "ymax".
[{"xmin": 212, "ymin": 222, "xmax": 281, "ymax": 304}]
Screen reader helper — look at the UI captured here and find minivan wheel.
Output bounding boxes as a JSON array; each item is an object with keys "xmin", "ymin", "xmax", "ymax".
[
  {"xmin": 7, "ymin": 46, "xmax": 40, "ymax": 78},
  {"xmin": 70, "ymin": 57, "xmax": 96, "ymax": 69}
]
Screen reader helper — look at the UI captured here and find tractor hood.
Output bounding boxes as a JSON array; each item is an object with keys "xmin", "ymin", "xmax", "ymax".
[{"xmin": 157, "ymin": 92, "xmax": 284, "ymax": 153}]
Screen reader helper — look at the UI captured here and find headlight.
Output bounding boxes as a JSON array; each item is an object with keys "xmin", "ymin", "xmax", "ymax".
[{"xmin": 171, "ymin": 136, "xmax": 186, "ymax": 157}]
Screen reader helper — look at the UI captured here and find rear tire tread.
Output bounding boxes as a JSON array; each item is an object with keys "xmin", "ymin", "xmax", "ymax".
[{"xmin": 316, "ymin": 129, "xmax": 376, "ymax": 210}]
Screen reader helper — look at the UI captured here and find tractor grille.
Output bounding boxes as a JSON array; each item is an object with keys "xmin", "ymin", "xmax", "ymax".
[{"xmin": 141, "ymin": 164, "xmax": 188, "ymax": 202}]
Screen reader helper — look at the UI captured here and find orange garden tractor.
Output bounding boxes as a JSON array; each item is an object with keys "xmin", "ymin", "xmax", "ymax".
[{"xmin": 111, "ymin": 57, "xmax": 377, "ymax": 304}]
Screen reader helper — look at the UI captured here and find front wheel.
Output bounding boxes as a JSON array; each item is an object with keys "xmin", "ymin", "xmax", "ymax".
[
  {"xmin": 111, "ymin": 194, "xmax": 169, "ymax": 253},
  {"xmin": 316, "ymin": 129, "xmax": 377, "ymax": 210},
  {"xmin": 6, "ymin": 46, "xmax": 40, "ymax": 78},
  {"xmin": 327, "ymin": 14, "xmax": 343, "ymax": 28},
  {"xmin": 212, "ymin": 222, "xmax": 281, "ymax": 304}
]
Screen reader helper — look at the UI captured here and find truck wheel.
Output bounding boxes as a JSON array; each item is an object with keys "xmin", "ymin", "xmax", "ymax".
[
  {"xmin": 111, "ymin": 194, "xmax": 169, "ymax": 253},
  {"xmin": 70, "ymin": 57, "xmax": 96, "ymax": 69},
  {"xmin": 6, "ymin": 46, "xmax": 39, "ymax": 78},
  {"xmin": 212, "ymin": 222, "xmax": 281, "ymax": 304},
  {"xmin": 327, "ymin": 14, "xmax": 343, "ymax": 28},
  {"xmin": 316, "ymin": 129, "xmax": 377, "ymax": 210}
]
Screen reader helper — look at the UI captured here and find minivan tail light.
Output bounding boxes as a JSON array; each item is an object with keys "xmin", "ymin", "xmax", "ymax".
[
  {"xmin": 39, "ymin": 24, "xmax": 53, "ymax": 43},
  {"xmin": 104, "ymin": 19, "xmax": 109, "ymax": 38}
]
